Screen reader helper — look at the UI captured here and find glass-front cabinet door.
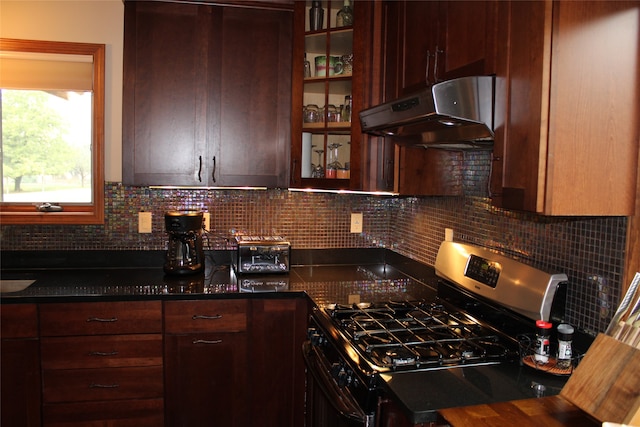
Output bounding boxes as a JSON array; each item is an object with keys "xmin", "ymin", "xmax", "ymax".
[{"xmin": 291, "ymin": 0, "xmax": 369, "ymax": 190}]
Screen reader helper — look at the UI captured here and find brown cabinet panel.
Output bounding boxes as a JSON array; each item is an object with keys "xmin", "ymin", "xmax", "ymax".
[
  {"xmin": 1, "ymin": 338, "xmax": 41, "ymax": 427},
  {"xmin": 123, "ymin": 1, "xmax": 292, "ymax": 187},
  {"xmin": 41, "ymin": 334, "xmax": 162, "ymax": 369},
  {"xmin": 210, "ymin": 6, "xmax": 292, "ymax": 187},
  {"xmin": 164, "ymin": 299, "xmax": 248, "ymax": 333},
  {"xmin": 164, "ymin": 332, "xmax": 249, "ymax": 427},
  {"xmin": 122, "ymin": 1, "xmax": 210, "ymax": 186},
  {"xmin": 394, "ymin": 146, "xmax": 463, "ymax": 196},
  {"xmin": 39, "ymin": 300, "xmax": 164, "ymax": 426},
  {"xmin": 43, "ymin": 399, "xmax": 164, "ymax": 427},
  {"xmin": 250, "ymin": 298, "xmax": 308, "ymax": 426},
  {"xmin": 43, "ymin": 366, "xmax": 163, "ymax": 403},
  {"xmin": 493, "ymin": 0, "xmax": 639, "ymax": 215},
  {"xmin": 438, "ymin": 1, "xmax": 497, "ymax": 80},
  {"xmin": 1, "ymin": 303, "xmax": 38, "ymax": 338},
  {"xmin": 1, "ymin": 303, "xmax": 41, "ymax": 427},
  {"xmin": 383, "ymin": 0, "xmax": 497, "ymax": 98},
  {"xmin": 397, "ymin": 0, "xmax": 438, "ymax": 94},
  {"xmin": 367, "ymin": 1, "xmax": 497, "ymax": 195},
  {"xmin": 39, "ymin": 301, "xmax": 162, "ymax": 336}
]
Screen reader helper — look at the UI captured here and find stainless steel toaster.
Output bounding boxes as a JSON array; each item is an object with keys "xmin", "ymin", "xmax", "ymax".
[{"xmin": 233, "ymin": 236, "xmax": 290, "ymax": 274}]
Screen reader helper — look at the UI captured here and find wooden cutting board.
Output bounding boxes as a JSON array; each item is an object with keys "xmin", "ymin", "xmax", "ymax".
[{"xmin": 560, "ymin": 333, "xmax": 640, "ymax": 425}]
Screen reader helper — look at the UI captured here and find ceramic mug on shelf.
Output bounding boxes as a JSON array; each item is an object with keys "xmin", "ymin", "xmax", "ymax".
[{"xmin": 315, "ymin": 55, "xmax": 344, "ymax": 77}]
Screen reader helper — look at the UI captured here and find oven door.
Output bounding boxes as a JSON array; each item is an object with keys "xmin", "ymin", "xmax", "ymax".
[{"xmin": 303, "ymin": 342, "xmax": 375, "ymax": 427}]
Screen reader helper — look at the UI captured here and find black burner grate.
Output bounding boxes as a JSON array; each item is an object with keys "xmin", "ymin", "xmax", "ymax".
[{"xmin": 324, "ymin": 300, "xmax": 515, "ymax": 370}]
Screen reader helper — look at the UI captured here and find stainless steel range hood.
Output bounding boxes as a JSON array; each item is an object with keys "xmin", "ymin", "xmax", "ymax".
[{"xmin": 359, "ymin": 76, "xmax": 495, "ymax": 150}]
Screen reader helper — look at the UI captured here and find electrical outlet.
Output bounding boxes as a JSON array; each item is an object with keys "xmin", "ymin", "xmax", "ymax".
[
  {"xmin": 350, "ymin": 213, "xmax": 363, "ymax": 233},
  {"xmin": 138, "ymin": 212, "xmax": 152, "ymax": 233},
  {"xmin": 203, "ymin": 213, "xmax": 210, "ymax": 231},
  {"xmin": 445, "ymin": 228, "xmax": 454, "ymax": 242}
]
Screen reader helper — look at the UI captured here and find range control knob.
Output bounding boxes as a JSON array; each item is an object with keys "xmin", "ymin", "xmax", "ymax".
[
  {"xmin": 337, "ymin": 368, "xmax": 352, "ymax": 387},
  {"xmin": 307, "ymin": 328, "xmax": 326, "ymax": 346},
  {"xmin": 330, "ymin": 362, "xmax": 353, "ymax": 387},
  {"xmin": 331, "ymin": 362, "xmax": 342, "ymax": 377}
]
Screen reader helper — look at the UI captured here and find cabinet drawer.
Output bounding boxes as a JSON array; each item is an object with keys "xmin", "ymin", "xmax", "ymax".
[
  {"xmin": 43, "ymin": 366, "xmax": 163, "ymax": 403},
  {"xmin": 41, "ymin": 334, "xmax": 162, "ymax": 369},
  {"xmin": 164, "ymin": 299, "xmax": 248, "ymax": 333},
  {"xmin": 39, "ymin": 301, "xmax": 162, "ymax": 336},
  {"xmin": 43, "ymin": 398, "xmax": 164, "ymax": 427},
  {"xmin": 1, "ymin": 303, "xmax": 38, "ymax": 338}
]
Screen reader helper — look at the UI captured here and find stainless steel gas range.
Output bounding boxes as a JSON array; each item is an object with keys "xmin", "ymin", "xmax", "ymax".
[{"xmin": 303, "ymin": 241, "xmax": 571, "ymax": 427}]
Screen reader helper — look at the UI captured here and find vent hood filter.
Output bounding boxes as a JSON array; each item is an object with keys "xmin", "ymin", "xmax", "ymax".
[{"xmin": 359, "ymin": 76, "xmax": 495, "ymax": 149}]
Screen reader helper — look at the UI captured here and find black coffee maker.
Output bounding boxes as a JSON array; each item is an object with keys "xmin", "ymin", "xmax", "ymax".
[{"xmin": 164, "ymin": 211, "xmax": 205, "ymax": 275}]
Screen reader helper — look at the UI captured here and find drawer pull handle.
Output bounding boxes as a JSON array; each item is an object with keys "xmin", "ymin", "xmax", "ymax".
[
  {"xmin": 86, "ymin": 317, "xmax": 118, "ymax": 323},
  {"xmin": 89, "ymin": 383, "xmax": 119, "ymax": 389},
  {"xmin": 192, "ymin": 314, "xmax": 222, "ymax": 320},
  {"xmin": 89, "ymin": 351, "xmax": 119, "ymax": 357},
  {"xmin": 193, "ymin": 339, "xmax": 223, "ymax": 345}
]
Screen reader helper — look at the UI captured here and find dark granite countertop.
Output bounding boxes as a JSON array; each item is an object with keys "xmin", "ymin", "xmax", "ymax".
[
  {"xmin": 0, "ymin": 248, "xmax": 573, "ymax": 423},
  {"xmin": 0, "ymin": 248, "xmax": 439, "ymax": 304},
  {"xmin": 380, "ymin": 361, "xmax": 571, "ymax": 424}
]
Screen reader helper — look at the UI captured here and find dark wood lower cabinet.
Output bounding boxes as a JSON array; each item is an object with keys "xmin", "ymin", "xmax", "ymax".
[
  {"xmin": 1, "ymin": 304, "xmax": 41, "ymax": 427},
  {"xmin": 164, "ymin": 332, "xmax": 249, "ymax": 427},
  {"xmin": 250, "ymin": 298, "xmax": 309, "ymax": 427},
  {"xmin": 1, "ymin": 338, "xmax": 41, "ymax": 427},
  {"xmin": 0, "ymin": 296, "xmax": 308, "ymax": 427},
  {"xmin": 42, "ymin": 399, "xmax": 164, "ymax": 427},
  {"xmin": 38, "ymin": 302, "xmax": 164, "ymax": 426},
  {"xmin": 163, "ymin": 297, "xmax": 308, "ymax": 427}
]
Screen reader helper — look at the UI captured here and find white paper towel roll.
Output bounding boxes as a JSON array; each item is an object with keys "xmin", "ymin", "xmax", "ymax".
[{"xmin": 302, "ymin": 133, "xmax": 312, "ymax": 178}]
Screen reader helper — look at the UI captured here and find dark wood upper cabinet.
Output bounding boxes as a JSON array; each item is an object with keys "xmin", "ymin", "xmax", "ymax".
[
  {"xmin": 383, "ymin": 0, "xmax": 497, "ymax": 98},
  {"xmin": 122, "ymin": 1, "xmax": 292, "ymax": 187},
  {"xmin": 363, "ymin": 0, "xmax": 496, "ymax": 195}
]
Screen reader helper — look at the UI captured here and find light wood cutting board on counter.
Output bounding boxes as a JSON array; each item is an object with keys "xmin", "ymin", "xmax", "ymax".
[{"xmin": 560, "ymin": 273, "xmax": 640, "ymax": 426}]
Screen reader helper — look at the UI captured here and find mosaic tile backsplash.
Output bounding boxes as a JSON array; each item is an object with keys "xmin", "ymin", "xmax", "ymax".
[{"xmin": 0, "ymin": 181, "xmax": 628, "ymax": 336}]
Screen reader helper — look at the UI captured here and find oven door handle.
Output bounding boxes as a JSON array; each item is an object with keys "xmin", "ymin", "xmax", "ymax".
[{"xmin": 303, "ymin": 341, "xmax": 370, "ymax": 425}]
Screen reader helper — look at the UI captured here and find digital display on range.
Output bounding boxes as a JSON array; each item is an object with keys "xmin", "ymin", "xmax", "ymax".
[{"xmin": 464, "ymin": 255, "xmax": 501, "ymax": 288}]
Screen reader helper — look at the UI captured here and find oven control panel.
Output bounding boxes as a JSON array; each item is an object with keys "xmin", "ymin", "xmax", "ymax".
[{"xmin": 464, "ymin": 254, "xmax": 501, "ymax": 288}]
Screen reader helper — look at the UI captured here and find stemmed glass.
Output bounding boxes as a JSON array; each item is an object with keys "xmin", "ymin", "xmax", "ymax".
[
  {"xmin": 327, "ymin": 143, "xmax": 343, "ymax": 170},
  {"xmin": 312, "ymin": 149, "xmax": 324, "ymax": 178}
]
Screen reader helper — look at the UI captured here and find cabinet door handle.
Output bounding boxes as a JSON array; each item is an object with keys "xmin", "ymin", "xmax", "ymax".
[
  {"xmin": 385, "ymin": 159, "xmax": 393, "ymax": 189},
  {"xmin": 193, "ymin": 339, "xmax": 223, "ymax": 345},
  {"xmin": 292, "ymin": 158, "xmax": 298, "ymax": 184},
  {"xmin": 433, "ymin": 46, "xmax": 443, "ymax": 83},
  {"xmin": 86, "ymin": 317, "xmax": 118, "ymax": 323},
  {"xmin": 89, "ymin": 351, "xmax": 119, "ymax": 357},
  {"xmin": 89, "ymin": 383, "xmax": 119, "ymax": 389},
  {"xmin": 425, "ymin": 50, "xmax": 431, "ymax": 85},
  {"xmin": 198, "ymin": 155, "xmax": 203, "ymax": 182},
  {"xmin": 211, "ymin": 156, "xmax": 216, "ymax": 183},
  {"xmin": 192, "ymin": 314, "xmax": 223, "ymax": 320}
]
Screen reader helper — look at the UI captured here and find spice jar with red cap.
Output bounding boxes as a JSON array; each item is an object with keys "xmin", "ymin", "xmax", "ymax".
[{"xmin": 534, "ymin": 320, "xmax": 552, "ymax": 363}]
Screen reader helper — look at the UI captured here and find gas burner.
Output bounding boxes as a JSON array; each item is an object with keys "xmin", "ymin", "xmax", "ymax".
[
  {"xmin": 322, "ymin": 298, "xmax": 520, "ymax": 371},
  {"xmin": 383, "ymin": 347, "xmax": 417, "ymax": 368}
]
